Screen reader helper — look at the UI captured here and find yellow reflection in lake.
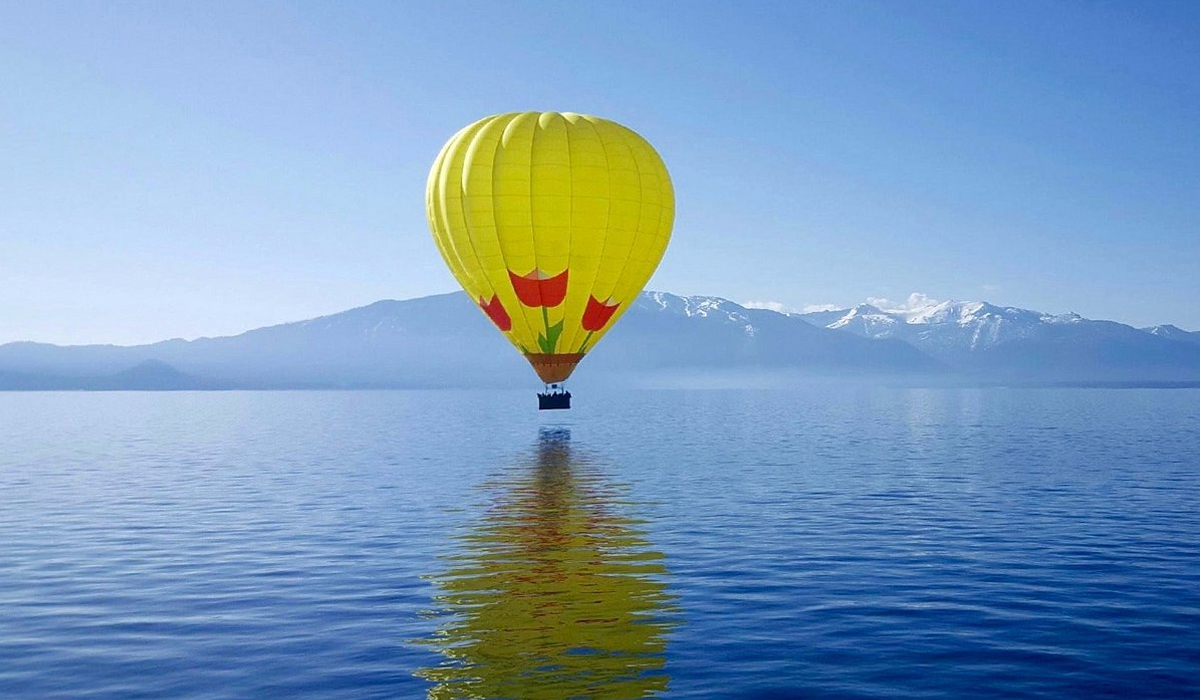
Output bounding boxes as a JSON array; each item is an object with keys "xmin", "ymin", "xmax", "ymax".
[{"xmin": 417, "ymin": 428, "xmax": 674, "ymax": 699}]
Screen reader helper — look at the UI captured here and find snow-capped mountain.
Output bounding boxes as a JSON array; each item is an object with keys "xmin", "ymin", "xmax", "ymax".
[
  {"xmin": 816, "ymin": 300, "xmax": 1062, "ymax": 353},
  {"xmin": 800, "ymin": 298, "xmax": 1200, "ymax": 379},
  {"xmin": 2, "ymin": 291, "xmax": 1198, "ymax": 389}
]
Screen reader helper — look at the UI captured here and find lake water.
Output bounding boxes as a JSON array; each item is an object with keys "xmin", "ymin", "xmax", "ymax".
[{"xmin": 1, "ymin": 387, "xmax": 1198, "ymax": 699}]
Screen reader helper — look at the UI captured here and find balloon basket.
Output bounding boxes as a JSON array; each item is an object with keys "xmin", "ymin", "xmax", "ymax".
[{"xmin": 538, "ymin": 387, "xmax": 572, "ymax": 410}]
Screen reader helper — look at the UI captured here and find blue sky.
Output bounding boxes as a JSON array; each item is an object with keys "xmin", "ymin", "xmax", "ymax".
[{"xmin": 2, "ymin": 1, "xmax": 1198, "ymax": 344}]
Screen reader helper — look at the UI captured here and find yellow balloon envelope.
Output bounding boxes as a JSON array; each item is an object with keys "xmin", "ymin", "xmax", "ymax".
[{"xmin": 426, "ymin": 112, "xmax": 674, "ymax": 388}]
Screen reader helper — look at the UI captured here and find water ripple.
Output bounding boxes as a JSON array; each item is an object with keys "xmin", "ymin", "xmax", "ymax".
[{"xmin": 1, "ymin": 388, "xmax": 1198, "ymax": 698}]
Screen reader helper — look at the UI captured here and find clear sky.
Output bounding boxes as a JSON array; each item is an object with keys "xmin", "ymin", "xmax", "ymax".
[{"xmin": 2, "ymin": 0, "xmax": 1198, "ymax": 344}]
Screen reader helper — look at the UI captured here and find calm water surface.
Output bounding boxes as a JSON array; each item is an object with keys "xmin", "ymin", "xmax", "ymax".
[{"xmin": 1, "ymin": 387, "xmax": 1198, "ymax": 699}]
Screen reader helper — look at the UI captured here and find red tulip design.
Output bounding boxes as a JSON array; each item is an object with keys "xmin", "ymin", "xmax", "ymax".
[
  {"xmin": 576, "ymin": 296, "xmax": 621, "ymax": 353},
  {"xmin": 509, "ymin": 268, "xmax": 569, "ymax": 308},
  {"xmin": 582, "ymin": 296, "xmax": 620, "ymax": 331},
  {"xmin": 478, "ymin": 295, "xmax": 512, "ymax": 331},
  {"xmin": 508, "ymin": 268, "xmax": 569, "ymax": 353}
]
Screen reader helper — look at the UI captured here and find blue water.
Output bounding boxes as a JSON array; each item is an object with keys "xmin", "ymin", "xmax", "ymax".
[{"xmin": 1, "ymin": 387, "xmax": 1198, "ymax": 699}]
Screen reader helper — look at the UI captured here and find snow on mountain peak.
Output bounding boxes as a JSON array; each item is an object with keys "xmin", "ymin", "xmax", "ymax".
[
  {"xmin": 1142, "ymin": 324, "xmax": 1198, "ymax": 338},
  {"xmin": 644, "ymin": 291, "xmax": 742, "ymax": 317},
  {"xmin": 1045, "ymin": 312, "xmax": 1085, "ymax": 324},
  {"xmin": 849, "ymin": 303, "xmax": 888, "ymax": 316},
  {"xmin": 1146, "ymin": 324, "xmax": 1185, "ymax": 336},
  {"xmin": 1141, "ymin": 324, "xmax": 1200, "ymax": 344},
  {"xmin": 828, "ymin": 304, "xmax": 899, "ymax": 335},
  {"xmin": 640, "ymin": 291, "xmax": 757, "ymax": 335},
  {"xmin": 797, "ymin": 295, "xmax": 1090, "ymax": 353}
]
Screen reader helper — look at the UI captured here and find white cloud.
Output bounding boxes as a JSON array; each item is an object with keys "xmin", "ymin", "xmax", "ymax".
[
  {"xmin": 867, "ymin": 292, "xmax": 942, "ymax": 313},
  {"xmin": 743, "ymin": 300, "xmax": 798, "ymax": 314},
  {"xmin": 903, "ymin": 292, "xmax": 941, "ymax": 309}
]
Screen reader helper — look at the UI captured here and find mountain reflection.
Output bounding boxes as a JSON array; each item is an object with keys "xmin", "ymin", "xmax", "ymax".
[{"xmin": 417, "ymin": 428, "xmax": 674, "ymax": 699}]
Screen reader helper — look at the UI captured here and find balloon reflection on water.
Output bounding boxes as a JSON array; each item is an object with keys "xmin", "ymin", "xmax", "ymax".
[{"xmin": 417, "ymin": 428, "xmax": 675, "ymax": 699}]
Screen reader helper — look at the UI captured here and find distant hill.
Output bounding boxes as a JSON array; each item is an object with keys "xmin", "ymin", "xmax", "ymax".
[
  {"xmin": 0, "ymin": 359, "xmax": 224, "ymax": 390},
  {"xmin": 2, "ymin": 291, "xmax": 1199, "ymax": 390},
  {"xmin": 0, "ymin": 357, "xmax": 229, "ymax": 391}
]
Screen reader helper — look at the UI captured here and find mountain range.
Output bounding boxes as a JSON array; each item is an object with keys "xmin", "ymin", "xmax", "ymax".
[{"xmin": 2, "ymin": 291, "xmax": 1198, "ymax": 390}]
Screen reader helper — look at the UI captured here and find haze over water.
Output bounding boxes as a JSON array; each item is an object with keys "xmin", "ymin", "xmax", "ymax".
[{"xmin": 2, "ymin": 387, "xmax": 1198, "ymax": 699}]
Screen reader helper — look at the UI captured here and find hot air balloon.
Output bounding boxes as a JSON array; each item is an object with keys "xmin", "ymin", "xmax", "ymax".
[{"xmin": 426, "ymin": 112, "xmax": 675, "ymax": 409}]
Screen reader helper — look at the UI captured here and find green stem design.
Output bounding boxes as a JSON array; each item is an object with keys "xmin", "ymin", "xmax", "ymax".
[
  {"xmin": 578, "ymin": 331, "xmax": 595, "ymax": 354},
  {"xmin": 537, "ymin": 306, "xmax": 564, "ymax": 354}
]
